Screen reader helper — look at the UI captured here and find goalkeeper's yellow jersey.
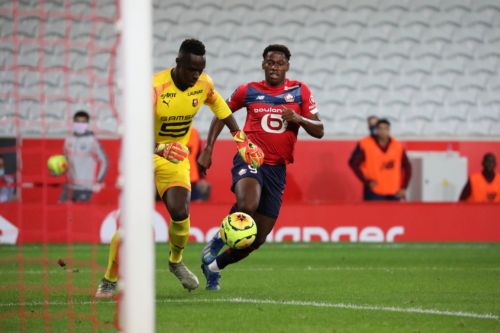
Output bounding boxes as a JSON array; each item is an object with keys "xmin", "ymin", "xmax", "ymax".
[{"xmin": 152, "ymin": 68, "xmax": 232, "ymax": 146}]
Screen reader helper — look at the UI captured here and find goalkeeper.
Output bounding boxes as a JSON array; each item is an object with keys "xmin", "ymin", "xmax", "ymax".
[
  {"xmin": 96, "ymin": 39, "xmax": 263, "ymax": 298},
  {"xmin": 199, "ymin": 44, "xmax": 324, "ymax": 290}
]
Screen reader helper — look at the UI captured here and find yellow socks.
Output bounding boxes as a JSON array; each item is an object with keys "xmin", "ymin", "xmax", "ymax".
[
  {"xmin": 104, "ymin": 229, "xmax": 120, "ymax": 282},
  {"xmin": 169, "ymin": 216, "xmax": 190, "ymax": 263}
]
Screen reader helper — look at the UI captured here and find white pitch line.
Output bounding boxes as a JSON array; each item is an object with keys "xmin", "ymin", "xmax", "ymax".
[
  {"xmin": 2, "ymin": 266, "xmax": 498, "ymax": 275},
  {"xmin": 0, "ymin": 298, "xmax": 497, "ymax": 320}
]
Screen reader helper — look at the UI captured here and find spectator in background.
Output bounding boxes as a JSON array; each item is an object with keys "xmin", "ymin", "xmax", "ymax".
[
  {"xmin": 460, "ymin": 153, "xmax": 500, "ymax": 202},
  {"xmin": 187, "ymin": 127, "xmax": 210, "ymax": 201},
  {"xmin": 60, "ymin": 111, "xmax": 108, "ymax": 202},
  {"xmin": 349, "ymin": 116, "xmax": 378, "ymax": 195},
  {"xmin": 349, "ymin": 119, "xmax": 412, "ymax": 201},
  {"xmin": 0, "ymin": 155, "xmax": 17, "ymax": 202}
]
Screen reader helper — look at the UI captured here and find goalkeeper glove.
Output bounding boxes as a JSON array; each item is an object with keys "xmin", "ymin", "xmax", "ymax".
[
  {"xmin": 155, "ymin": 142, "xmax": 189, "ymax": 164},
  {"xmin": 231, "ymin": 129, "xmax": 264, "ymax": 168}
]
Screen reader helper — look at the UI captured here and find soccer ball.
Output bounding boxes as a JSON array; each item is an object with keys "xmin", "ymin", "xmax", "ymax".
[
  {"xmin": 47, "ymin": 155, "xmax": 67, "ymax": 176},
  {"xmin": 220, "ymin": 212, "xmax": 257, "ymax": 249}
]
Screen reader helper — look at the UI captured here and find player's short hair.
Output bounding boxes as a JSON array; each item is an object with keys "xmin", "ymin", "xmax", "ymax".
[
  {"xmin": 73, "ymin": 110, "xmax": 90, "ymax": 121},
  {"xmin": 376, "ymin": 118, "xmax": 391, "ymax": 127},
  {"xmin": 179, "ymin": 39, "xmax": 206, "ymax": 56},
  {"xmin": 262, "ymin": 44, "xmax": 291, "ymax": 61},
  {"xmin": 483, "ymin": 153, "xmax": 495, "ymax": 162}
]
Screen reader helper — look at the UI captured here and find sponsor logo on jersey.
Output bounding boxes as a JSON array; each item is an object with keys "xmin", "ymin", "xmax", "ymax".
[
  {"xmin": 309, "ymin": 95, "xmax": 315, "ymax": 104},
  {"xmin": 256, "ymin": 95, "xmax": 265, "ymax": 100},
  {"xmin": 160, "ymin": 114, "xmax": 195, "ymax": 121},
  {"xmin": 162, "ymin": 100, "xmax": 170, "ymax": 107},
  {"xmin": 188, "ymin": 89, "xmax": 203, "ymax": 96},
  {"xmin": 160, "ymin": 93, "xmax": 176, "ymax": 99},
  {"xmin": 238, "ymin": 168, "xmax": 247, "ymax": 176},
  {"xmin": 253, "ymin": 107, "xmax": 282, "ymax": 113},
  {"xmin": 284, "ymin": 85, "xmax": 299, "ymax": 90},
  {"xmin": 192, "ymin": 99, "xmax": 198, "ymax": 107},
  {"xmin": 284, "ymin": 93, "xmax": 294, "ymax": 102}
]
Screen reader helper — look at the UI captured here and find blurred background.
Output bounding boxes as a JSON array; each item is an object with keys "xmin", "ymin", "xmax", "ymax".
[{"xmin": 0, "ymin": 0, "xmax": 499, "ymax": 244}]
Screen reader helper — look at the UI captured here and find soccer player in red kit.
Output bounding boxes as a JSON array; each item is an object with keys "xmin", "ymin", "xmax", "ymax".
[{"xmin": 198, "ymin": 44, "xmax": 324, "ymax": 290}]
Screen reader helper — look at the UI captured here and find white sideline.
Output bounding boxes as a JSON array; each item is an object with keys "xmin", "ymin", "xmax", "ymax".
[
  {"xmin": 2, "ymin": 266, "xmax": 498, "ymax": 275},
  {"xmin": 0, "ymin": 298, "xmax": 497, "ymax": 320}
]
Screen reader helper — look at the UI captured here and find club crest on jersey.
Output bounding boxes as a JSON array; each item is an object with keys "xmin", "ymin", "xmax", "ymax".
[
  {"xmin": 192, "ymin": 99, "xmax": 198, "ymax": 107},
  {"xmin": 238, "ymin": 168, "xmax": 247, "ymax": 176},
  {"xmin": 284, "ymin": 93, "xmax": 294, "ymax": 103}
]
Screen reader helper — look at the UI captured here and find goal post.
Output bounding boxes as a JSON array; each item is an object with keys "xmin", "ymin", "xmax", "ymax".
[{"xmin": 120, "ymin": 0, "xmax": 155, "ymax": 332}]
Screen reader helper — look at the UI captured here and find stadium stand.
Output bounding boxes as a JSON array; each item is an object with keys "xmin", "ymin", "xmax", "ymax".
[{"xmin": 1, "ymin": 0, "xmax": 500, "ymax": 137}]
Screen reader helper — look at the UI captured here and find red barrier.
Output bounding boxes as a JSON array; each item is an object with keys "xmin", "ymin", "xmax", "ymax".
[{"xmin": 1, "ymin": 202, "xmax": 499, "ymax": 243}]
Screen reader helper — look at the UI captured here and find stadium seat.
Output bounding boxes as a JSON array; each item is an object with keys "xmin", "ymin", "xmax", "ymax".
[
  {"xmin": 410, "ymin": 44, "xmax": 442, "ymax": 59},
  {"xmin": 435, "ymin": 105, "xmax": 468, "ymax": 121},
  {"xmin": 273, "ymin": 9, "xmax": 311, "ymax": 27},
  {"xmin": 441, "ymin": 44, "xmax": 474, "ymax": 59},
  {"xmin": 254, "ymin": 0, "xmax": 286, "ymax": 11},
  {"xmin": 478, "ymin": 91, "xmax": 500, "ymax": 105},
  {"xmin": 166, "ymin": 24, "xmax": 204, "ymax": 42},
  {"xmin": 199, "ymin": 26, "xmax": 232, "ymax": 42},
  {"xmin": 17, "ymin": 43, "xmax": 39, "ymax": 68},
  {"xmin": 461, "ymin": 12, "xmax": 494, "ymax": 27},
  {"xmin": 96, "ymin": 0, "xmax": 116, "ymax": 18},
  {"xmin": 447, "ymin": 90, "xmax": 478, "ymax": 106},
  {"xmin": 456, "ymin": 121, "xmax": 490, "ymax": 136},
  {"xmin": 369, "ymin": 105, "xmax": 402, "ymax": 121},
  {"xmin": 359, "ymin": 27, "xmax": 394, "ymax": 43},
  {"xmin": 317, "ymin": 0, "xmax": 348, "ymax": 11},
  {"xmin": 422, "ymin": 27, "xmax": 455, "ymax": 43},
  {"xmin": 422, "ymin": 120, "xmax": 459, "ymax": 136},
  {"xmin": 413, "ymin": 90, "xmax": 445, "ymax": 105},
  {"xmin": 93, "ymin": 52, "xmax": 111, "ymax": 77},
  {"xmin": 327, "ymin": 26, "xmax": 361, "ymax": 43},
  {"xmin": 69, "ymin": 19, "xmax": 93, "ymax": 42},
  {"xmin": 315, "ymin": 42, "xmax": 350, "ymax": 60},
  {"xmin": 287, "ymin": 0, "xmax": 318, "ymax": 11},
  {"xmin": 69, "ymin": 47, "xmax": 90, "ymax": 71},
  {"xmin": 327, "ymin": 119, "xmax": 360, "ymax": 135},
  {"xmin": 304, "ymin": 72, "xmax": 329, "ymax": 91},
  {"xmin": 178, "ymin": 9, "xmax": 216, "ymax": 25},
  {"xmin": 441, "ymin": 0, "xmax": 472, "ymax": 12},
  {"xmin": 210, "ymin": 10, "xmax": 244, "ymax": 26},
  {"xmin": 193, "ymin": 0, "xmax": 224, "ymax": 11},
  {"xmin": 489, "ymin": 122, "xmax": 500, "ymax": 135},
  {"xmin": 243, "ymin": 9, "xmax": 278, "ymax": 26},
  {"xmin": 231, "ymin": 25, "xmax": 266, "ymax": 42},
  {"xmin": 346, "ymin": 43, "xmax": 381, "ymax": 59},
  {"xmin": 368, "ymin": 12, "xmax": 400, "ymax": 27},
  {"xmin": 70, "ymin": 0, "xmax": 92, "ymax": 16},
  {"xmin": 391, "ymin": 120, "xmax": 425, "ymax": 136},
  {"xmin": 475, "ymin": 44, "xmax": 500, "ymax": 59},
  {"xmin": 336, "ymin": 59, "xmax": 371, "ymax": 74},
  {"xmin": 336, "ymin": 12, "xmax": 370, "ymax": 27},
  {"xmin": 18, "ymin": 16, "xmax": 40, "ymax": 39},
  {"xmin": 288, "ymin": 40, "xmax": 320, "ymax": 58},
  {"xmin": 349, "ymin": 0, "xmax": 379, "ymax": 12},
  {"xmin": 403, "ymin": 58, "xmax": 434, "ymax": 75},
  {"xmin": 0, "ymin": 99, "xmax": 15, "ymax": 119},
  {"xmin": 399, "ymin": 13, "xmax": 431, "ymax": 28},
  {"xmin": 359, "ymin": 74, "xmax": 392, "ymax": 90},
  {"xmin": 487, "ymin": 76, "xmax": 500, "ymax": 90},
  {"xmin": 224, "ymin": 0, "xmax": 255, "ymax": 10},
  {"xmin": 336, "ymin": 105, "xmax": 369, "ymax": 121},
  {"xmin": 348, "ymin": 90, "xmax": 381, "ymax": 106},
  {"xmin": 266, "ymin": 27, "xmax": 301, "ymax": 43},
  {"xmin": 95, "ymin": 22, "xmax": 117, "ymax": 48},
  {"xmin": 390, "ymin": 26, "xmax": 424, "ymax": 43},
  {"xmin": 468, "ymin": 106, "xmax": 499, "ymax": 121},
  {"xmin": 45, "ymin": 100, "xmax": 67, "ymax": 121},
  {"xmin": 380, "ymin": 43, "xmax": 411, "ymax": 59},
  {"xmin": 305, "ymin": 11, "xmax": 339, "ymax": 27},
  {"xmin": 410, "ymin": 0, "xmax": 440, "ymax": 12},
  {"xmin": 43, "ymin": 17, "xmax": 65, "ymax": 40},
  {"xmin": 18, "ymin": 71, "xmax": 40, "ymax": 96},
  {"xmin": 473, "ymin": 0, "xmax": 500, "ymax": 12},
  {"xmin": 317, "ymin": 88, "xmax": 350, "ymax": 105},
  {"xmin": 390, "ymin": 74, "xmax": 424, "ymax": 90},
  {"xmin": 431, "ymin": 12, "xmax": 464, "ymax": 27},
  {"xmin": 218, "ymin": 40, "xmax": 256, "ymax": 58},
  {"xmin": 19, "ymin": 99, "xmax": 41, "ymax": 121},
  {"xmin": 153, "ymin": 42, "xmax": 179, "ymax": 57},
  {"xmin": 43, "ymin": 72, "xmax": 64, "ymax": 97},
  {"xmin": 433, "ymin": 59, "xmax": 466, "ymax": 75},
  {"xmin": 401, "ymin": 105, "xmax": 435, "ymax": 121},
  {"xmin": 467, "ymin": 59, "xmax": 498, "ymax": 75},
  {"xmin": 295, "ymin": 26, "xmax": 329, "ymax": 43},
  {"xmin": 484, "ymin": 28, "xmax": 500, "ymax": 43},
  {"xmin": 369, "ymin": 59, "xmax": 403, "ymax": 74},
  {"xmin": 421, "ymin": 75, "xmax": 455, "ymax": 91},
  {"xmin": 454, "ymin": 74, "xmax": 488, "ymax": 90},
  {"xmin": 379, "ymin": 0, "xmax": 410, "ymax": 12},
  {"xmin": 453, "ymin": 27, "xmax": 486, "ymax": 43},
  {"xmin": 380, "ymin": 90, "xmax": 414, "ymax": 106}
]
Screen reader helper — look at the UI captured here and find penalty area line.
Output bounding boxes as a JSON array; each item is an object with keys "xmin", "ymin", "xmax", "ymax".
[{"xmin": 0, "ymin": 298, "xmax": 497, "ymax": 320}]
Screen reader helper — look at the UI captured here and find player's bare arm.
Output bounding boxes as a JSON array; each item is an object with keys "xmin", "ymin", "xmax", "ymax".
[{"xmin": 281, "ymin": 106, "xmax": 324, "ymax": 139}]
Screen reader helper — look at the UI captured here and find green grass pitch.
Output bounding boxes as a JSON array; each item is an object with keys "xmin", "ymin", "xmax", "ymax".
[{"xmin": 1, "ymin": 242, "xmax": 499, "ymax": 333}]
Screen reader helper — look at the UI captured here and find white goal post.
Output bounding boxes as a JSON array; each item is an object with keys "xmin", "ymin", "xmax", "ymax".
[{"xmin": 120, "ymin": 0, "xmax": 155, "ymax": 332}]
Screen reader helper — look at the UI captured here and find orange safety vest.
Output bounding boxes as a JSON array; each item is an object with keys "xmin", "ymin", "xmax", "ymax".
[
  {"xmin": 468, "ymin": 172, "xmax": 500, "ymax": 203},
  {"xmin": 359, "ymin": 136, "xmax": 403, "ymax": 196},
  {"xmin": 187, "ymin": 127, "xmax": 200, "ymax": 183}
]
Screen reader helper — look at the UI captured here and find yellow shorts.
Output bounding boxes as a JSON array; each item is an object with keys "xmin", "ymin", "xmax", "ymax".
[{"xmin": 154, "ymin": 154, "xmax": 191, "ymax": 198}]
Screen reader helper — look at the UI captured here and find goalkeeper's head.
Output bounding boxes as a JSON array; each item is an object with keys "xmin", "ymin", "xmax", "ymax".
[{"xmin": 174, "ymin": 39, "xmax": 206, "ymax": 89}]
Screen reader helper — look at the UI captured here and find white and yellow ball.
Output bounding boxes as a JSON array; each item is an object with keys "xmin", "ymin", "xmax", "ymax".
[
  {"xmin": 47, "ymin": 155, "xmax": 67, "ymax": 176},
  {"xmin": 220, "ymin": 212, "xmax": 257, "ymax": 249}
]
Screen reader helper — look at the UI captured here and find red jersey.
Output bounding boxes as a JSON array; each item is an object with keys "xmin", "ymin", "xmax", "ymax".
[{"xmin": 228, "ymin": 79, "xmax": 318, "ymax": 165}]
